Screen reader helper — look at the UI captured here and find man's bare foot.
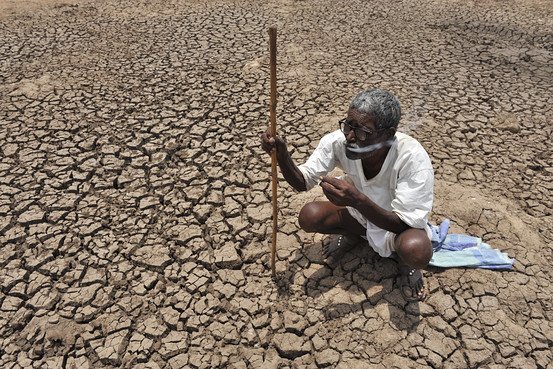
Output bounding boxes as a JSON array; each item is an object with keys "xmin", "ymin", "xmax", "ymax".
[
  {"xmin": 323, "ymin": 235, "xmax": 361, "ymax": 259},
  {"xmin": 398, "ymin": 265, "xmax": 427, "ymax": 302}
]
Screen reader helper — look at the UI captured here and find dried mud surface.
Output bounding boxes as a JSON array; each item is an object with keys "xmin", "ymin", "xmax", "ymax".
[{"xmin": 0, "ymin": 0, "xmax": 552, "ymax": 368}]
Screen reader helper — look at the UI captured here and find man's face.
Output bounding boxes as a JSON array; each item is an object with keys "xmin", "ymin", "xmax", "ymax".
[{"xmin": 342, "ymin": 108, "xmax": 389, "ymax": 160}]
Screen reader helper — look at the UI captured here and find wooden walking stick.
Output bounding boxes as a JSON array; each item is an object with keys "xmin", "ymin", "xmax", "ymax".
[{"xmin": 268, "ymin": 27, "xmax": 278, "ymax": 277}]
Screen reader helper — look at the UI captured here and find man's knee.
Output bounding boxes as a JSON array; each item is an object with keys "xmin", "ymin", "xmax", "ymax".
[
  {"xmin": 298, "ymin": 202, "xmax": 322, "ymax": 232},
  {"xmin": 395, "ymin": 229, "xmax": 432, "ymax": 269}
]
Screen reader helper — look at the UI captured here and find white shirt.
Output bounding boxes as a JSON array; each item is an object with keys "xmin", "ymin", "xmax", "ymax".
[{"xmin": 298, "ymin": 130, "xmax": 434, "ymax": 257}]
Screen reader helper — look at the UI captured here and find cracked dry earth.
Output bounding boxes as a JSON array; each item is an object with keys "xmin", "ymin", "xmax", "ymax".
[{"xmin": 0, "ymin": 0, "xmax": 552, "ymax": 368}]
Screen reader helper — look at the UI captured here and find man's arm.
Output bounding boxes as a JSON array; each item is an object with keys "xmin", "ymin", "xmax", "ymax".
[
  {"xmin": 260, "ymin": 129, "xmax": 307, "ymax": 192},
  {"xmin": 320, "ymin": 176, "xmax": 410, "ymax": 234},
  {"xmin": 352, "ymin": 195, "xmax": 410, "ymax": 234}
]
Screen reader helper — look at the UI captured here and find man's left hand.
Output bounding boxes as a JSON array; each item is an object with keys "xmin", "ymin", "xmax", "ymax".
[{"xmin": 319, "ymin": 176, "xmax": 363, "ymax": 207}]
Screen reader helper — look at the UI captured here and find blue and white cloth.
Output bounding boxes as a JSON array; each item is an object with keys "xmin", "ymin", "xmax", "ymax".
[{"xmin": 429, "ymin": 219, "xmax": 515, "ymax": 270}]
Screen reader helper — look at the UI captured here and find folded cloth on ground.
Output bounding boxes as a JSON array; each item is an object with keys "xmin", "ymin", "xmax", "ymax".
[{"xmin": 428, "ymin": 219, "xmax": 515, "ymax": 269}]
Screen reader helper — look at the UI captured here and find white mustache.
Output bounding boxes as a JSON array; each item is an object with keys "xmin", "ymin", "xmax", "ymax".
[{"xmin": 344, "ymin": 140, "xmax": 393, "ymax": 154}]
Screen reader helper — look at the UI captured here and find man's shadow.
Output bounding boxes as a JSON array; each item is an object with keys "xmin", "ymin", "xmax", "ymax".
[{"xmin": 279, "ymin": 235, "xmax": 422, "ymax": 333}]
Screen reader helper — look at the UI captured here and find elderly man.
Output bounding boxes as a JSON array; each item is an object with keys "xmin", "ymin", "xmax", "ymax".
[{"xmin": 260, "ymin": 88, "xmax": 434, "ymax": 301}]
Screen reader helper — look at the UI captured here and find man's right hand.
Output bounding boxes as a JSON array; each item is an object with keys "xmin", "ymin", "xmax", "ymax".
[
  {"xmin": 260, "ymin": 129, "xmax": 287, "ymax": 156},
  {"xmin": 259, "ymin": 128, "xmax": 307, "ymax": 191}
]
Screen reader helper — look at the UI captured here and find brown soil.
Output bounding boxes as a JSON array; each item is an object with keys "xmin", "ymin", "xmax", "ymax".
[{"xmin": 0, "ymin": 0, "xmax": 551, "ymax": 368}]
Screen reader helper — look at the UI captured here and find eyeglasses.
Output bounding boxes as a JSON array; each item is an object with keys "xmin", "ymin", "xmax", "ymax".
[{"xmin": 339, "ymin": 119, "xmax": 379, "ymax": 141}]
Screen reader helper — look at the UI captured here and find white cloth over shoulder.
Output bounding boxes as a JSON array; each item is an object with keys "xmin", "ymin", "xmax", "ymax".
[{"xmin": 298, "ymin": 130, "xmax": 434, "ymax": 257}]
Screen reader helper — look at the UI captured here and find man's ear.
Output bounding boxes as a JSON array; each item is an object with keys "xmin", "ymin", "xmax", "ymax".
[{"xmin": 385, "ymin": 127, "xmax": 396, "ymax": 139}]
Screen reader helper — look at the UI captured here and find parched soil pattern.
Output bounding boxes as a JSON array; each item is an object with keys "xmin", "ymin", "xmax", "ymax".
[{"xmin": 0, "ymin": 0, "xmax": 552, "ymax": 368}]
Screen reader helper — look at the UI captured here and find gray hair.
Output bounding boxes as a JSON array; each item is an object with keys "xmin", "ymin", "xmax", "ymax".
[{"xmin": 349, "ymin": 88, "xmax": 401, "ymax": 130}]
